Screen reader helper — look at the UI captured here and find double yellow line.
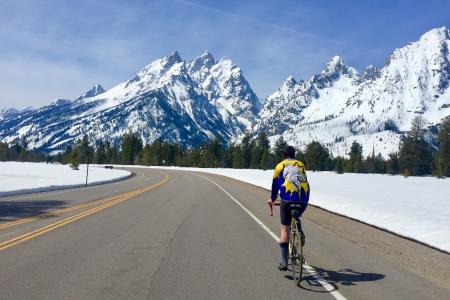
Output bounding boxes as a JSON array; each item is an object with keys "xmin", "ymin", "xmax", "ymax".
[{"xmin": 0, "ymin": 173, "xmax": 170, "ymax": 252}]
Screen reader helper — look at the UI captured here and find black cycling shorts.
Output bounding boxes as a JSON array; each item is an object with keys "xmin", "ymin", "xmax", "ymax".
[{"xmin": 280, "ymin": 200, "xmax": 307, "ymax": 226}]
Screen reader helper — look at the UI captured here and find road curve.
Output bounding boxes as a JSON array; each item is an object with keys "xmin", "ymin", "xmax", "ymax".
[{"xmin": 0, "ymin": 167, "xmax": 448, "ymax": 299}]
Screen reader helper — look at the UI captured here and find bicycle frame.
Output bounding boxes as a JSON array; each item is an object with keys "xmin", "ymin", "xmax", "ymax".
[{"xmin": 268, "ymin": 200, "xmax": 305, "ymax": 285}]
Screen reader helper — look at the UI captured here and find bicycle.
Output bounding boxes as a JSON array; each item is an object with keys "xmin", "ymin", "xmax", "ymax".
[{"xmin": 268, "ymin": 201, "xmax": 305, "ymax": 286}]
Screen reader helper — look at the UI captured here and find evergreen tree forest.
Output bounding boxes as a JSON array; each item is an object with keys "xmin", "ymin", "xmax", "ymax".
[
  {"xmin": 1, "ymin": 116, "xmax": 449, "ymax": 178},
  {"xmin": 0, "ymin": 139, "xmax": 47, "ymax": 162}
]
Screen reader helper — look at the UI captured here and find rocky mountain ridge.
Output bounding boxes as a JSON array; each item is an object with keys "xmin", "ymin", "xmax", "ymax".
[{"xmin": 1, "ymin": 27, "xmax": 450, "ymax": 157}]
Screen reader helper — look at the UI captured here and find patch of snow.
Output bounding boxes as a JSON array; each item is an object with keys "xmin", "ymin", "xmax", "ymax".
[{"xmin": 0, "ymin": 162, "xmax": 131, "ymax": 196}]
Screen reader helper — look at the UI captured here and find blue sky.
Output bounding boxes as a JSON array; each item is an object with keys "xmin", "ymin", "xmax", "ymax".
[{"xmin": 0, "ymin": 0, "xmax": 449, "ymax": 109}]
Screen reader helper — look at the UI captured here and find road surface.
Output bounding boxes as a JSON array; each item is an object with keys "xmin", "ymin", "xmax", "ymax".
[{"xmin": 0, "ymin": 167, "xmax": 448, "ymax": 299}]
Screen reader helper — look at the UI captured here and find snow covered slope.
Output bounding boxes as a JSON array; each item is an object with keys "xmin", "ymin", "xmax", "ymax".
[
  {"xmin": 188, "ymin": 51, "xmax": 260, "ymax": 129},
  {"xmin": 257, "ymin": 27, "xmax": 450, "ymax": 157},
  {"xmin": 0, "ymin": 162, "xmax": 131, "ymax": 196},
  {"xmin": 0, "ymin": 52, "xmax": 259, "ymax": 152},
  {"xmin": 1, "ymin": 27, "xmax": 450, "ymax": 156}
]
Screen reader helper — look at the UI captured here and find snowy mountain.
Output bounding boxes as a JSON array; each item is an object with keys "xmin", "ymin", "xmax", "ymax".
[
  {"xmin": 0, "ymin": 51, "xmax": 259, "ymax": 152},
  {"xmin": 0, "ymin": 106, "xmax": 34, "ymax": 121},
  {"xmin": 187, "ymin": 51, "xmax": 260, "ymax": 128},
  {"xmin": 256, "ymin": 27, "xmax": 450, "ymax": 157},
  {"xmin": 75, "ymin": 84, "xmax": 105, "ymax": 101},
  {"xmin": 1, "ymin": 27, "xmax": 450, "ymax": 157}
]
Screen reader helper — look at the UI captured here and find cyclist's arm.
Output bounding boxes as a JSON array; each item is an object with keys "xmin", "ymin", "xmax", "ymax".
[
  {"xmin": 298, "ymin": 163, "xmax": 310, "ymax": 207},
  {"xmin": 270, "ymin": 163, "xmax": 283, "ymax": 201}
]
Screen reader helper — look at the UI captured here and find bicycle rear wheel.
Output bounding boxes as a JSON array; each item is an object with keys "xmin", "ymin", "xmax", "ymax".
[
  {"xmin": 296, "ymin": 236, "xmax": 304, "ymax": 286},
  {"xmin": 290, "ymin": 227, "xmax": 303, "ymax": 286}
]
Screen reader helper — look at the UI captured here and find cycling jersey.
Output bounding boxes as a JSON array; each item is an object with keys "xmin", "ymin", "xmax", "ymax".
[{"xmin": 271, "ymin": 159, "xmax": 310, "ymax": 203}]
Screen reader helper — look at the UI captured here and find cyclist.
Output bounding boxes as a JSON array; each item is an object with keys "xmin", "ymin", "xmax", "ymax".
[{"xmin": 268, "ymin": 145, "xmax": 310, "ymax": 271}]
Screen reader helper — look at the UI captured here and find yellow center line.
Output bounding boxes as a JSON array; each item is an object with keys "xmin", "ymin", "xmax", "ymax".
[
  {"xmin": 0, "ymin": 173, "xmax": 170, "ymax": 252},
  {"xmin": 0, "ymin": 172, "xmax": 167, "ymax": 230}
]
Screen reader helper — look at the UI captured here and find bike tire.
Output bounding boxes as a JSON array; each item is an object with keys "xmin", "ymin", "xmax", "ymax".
[
  {"xmin": 290, "ymin": 227, "xmax": 303, "ymax": 286},
  {"xmin": 296, "ymin": 236, "xmax": 303, "ymax": 286}
]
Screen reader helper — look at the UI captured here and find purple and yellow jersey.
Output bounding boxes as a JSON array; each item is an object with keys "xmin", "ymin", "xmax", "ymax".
[{"xmin": 271, "ymin": 159, "xmax": 310, "ymax": 202}]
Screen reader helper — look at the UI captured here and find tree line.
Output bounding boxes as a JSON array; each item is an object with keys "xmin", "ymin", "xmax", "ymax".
[
  {"xmin": 0, "ymin": 140, "xmax": 47, "ymax": 162},
  {"xmin": 1, "ymin": 116, "xmax": 449, "ymax": 178}
]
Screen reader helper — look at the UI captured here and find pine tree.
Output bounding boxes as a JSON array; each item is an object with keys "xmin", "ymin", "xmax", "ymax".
[
  {"xmin": 346, "ymin": 141, "xmax": 364, "ymax": 173},
  {"xmin": 67, "ymin": 135, "xmax": 91, "ymax": 169},
  {"xmin": 366, "ymin": 145, "xmax": 376, "ymax": 173},
  {"xmin": 250, "ymin": 144, "xmax": 261, "ymax": 169},
  {"xmin": 94, "ymin": 140, "xmax": 107, "ymax": 164},
  {"xmin": 0, "ymin": 142, "xmax": 8, "ymax": 161},
  {"xmin": 304, "ymin": 141, "xmax": 331, "ymax": 171},
  {"xmin": 436, "ymin": 117, "xmax": 450, "ymax": 177},
  {"xmin": 140, "ymin": 144, "xmax": 152, "ymax": 165},
  {"xmin": 120, "ymin": 132, "xmax": 143, "ymax": 165},
  {"xmin": 201, "ymin": 135, "xmax": 222, "ymax": 167},
  {"xmin": 375, "ymin": 153, "xmax": 386, "ymax": 173},
  {"xmin": 399, "ymin": 116, "xmax": 433, "ymax": 176},
  {"xmin": 241, "ymin": 131, "xmax": 253, "ymax": 168},
  {"xmin": 17, "ymin": 138, "xmax": 29, "ymax": 162},
  {"xmin": 69, "ymin": 145, "xmax": 80, "ymax": 169},
  {"xmin": 273, "ymin": 136, "xmax": 288, "ymax": 164},
  {"xmin": 295, "ymin": 148, "xmax": 305, "ymax": 163},
  {"xmin": 104, "ymin": 140, "xmax": 118, "ymax": 164},
  {"xmin": 386, "ymin": 152, "xmax": 399, "ymax": 175},
  {"xmin": 260, "ymin": 149, "xmax": 274, "ymax": 170},
  {"xmin": 250, "ymin": 132, "xmax": 270, "ymax": 169},
  {"xmin": 61, "ymin": 145, "xmax": 73, "ymax": 164},
  {"xmin": 79, "ymin": 134, "xmax": 90, "ymax": 164},
  {"xmin": 232, "ymin": 145, "xmax": 246, "ymax": 168},
  {"xmin": 334, "ymin": 156, "xmax": 345, "ymax": 174}
]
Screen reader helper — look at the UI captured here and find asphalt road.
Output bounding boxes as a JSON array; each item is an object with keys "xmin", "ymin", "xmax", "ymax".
[{"xmin": 0, "ymin": 167, "xmax": 448, "ymax": 299}]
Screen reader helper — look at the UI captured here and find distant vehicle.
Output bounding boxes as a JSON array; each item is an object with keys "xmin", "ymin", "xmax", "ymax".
[{"xmin": 105, "ymin": 165, "xmax": 114, "ymax": 169}]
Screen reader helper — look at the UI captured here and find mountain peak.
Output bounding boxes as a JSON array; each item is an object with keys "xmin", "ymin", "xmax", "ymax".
[
  {"xmin": 52, "ymin": 98, "xmax": 72, "ymax": 106},
  {"xmin": 322, "ymin": 56, "xmax": 346, "ymax": 73},
  {"xmin": 136, "ymin": 51, "xmax": 184, "ymax": 80},
  {"xmin": 200, "ymin": 50, "xmax": 214, "ymax": 60},
  {"xmin": 77, "ymin": 84, "xmax": 105, "ymax": 100},
  {"xmin": 189, "ymin": 51, "xmax": 216, "ymax": 73},
  {"xmin": 0, "ymin": 108, "xmax": 19, "ymax": 118},
  {"xmin": 284, "ymin": 75, "xmax": 297, "ymax": 86},
  {"xmin": 361, "ymin": 65, "xmax": 381, "ymax": 81},
  {"xmin": 161, "ymin": 51, "xmax": 183, "ymax": 68},
  {"xmin": 312, "ymin": 55, "xmax": 357, "ymax": 86},
  {"xmin": 419, "ymin": 26, "xmax": 450, "ymax": 43},
  {"xmin": 330, "ymin": 55, "xmax": 343, "ymax": 63}
]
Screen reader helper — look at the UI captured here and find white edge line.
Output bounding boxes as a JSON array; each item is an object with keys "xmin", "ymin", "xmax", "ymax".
[{"xmin": 193, "ymin": 172, "xmax": 348, "ymax": 300}]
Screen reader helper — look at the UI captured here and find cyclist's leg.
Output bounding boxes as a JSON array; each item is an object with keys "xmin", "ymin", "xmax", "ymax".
[
  {"xmin": 280, "ymin": 224, "xmax": 290, "ymax": 242},
  {"xmin": 280, "ymin": 201, "xmax": 291, "ymax": 242},
  {"xmin": 297, "ymin": 204, "xmax": 307, "ymax": 246},
  {"xmin": 278, "ymin": 201, "xmax": 291, "ymax": 270}
]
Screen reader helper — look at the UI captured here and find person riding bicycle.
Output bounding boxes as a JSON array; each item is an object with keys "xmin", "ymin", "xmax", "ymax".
[{"xmin": 268, "ymin": 145, "xmax": 310, "ymax": 271}]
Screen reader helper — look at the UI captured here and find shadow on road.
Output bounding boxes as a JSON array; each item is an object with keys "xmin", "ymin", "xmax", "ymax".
[
  {"xmin": 285, "ymin": 267, "xmax": 385, "ymax": 292},
  {"xmin": 0, "ymin": 200, "xmax": 69, "ymax": 222}
]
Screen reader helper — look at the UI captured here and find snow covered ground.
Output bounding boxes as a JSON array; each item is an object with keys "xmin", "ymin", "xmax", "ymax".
[
  {"xmin": 151, "ymin": 166, "xmax": 450, "ymax": 253},
  {"xmin": 0, "ymin": 162, "xmax": 131, "ymax": 196}
]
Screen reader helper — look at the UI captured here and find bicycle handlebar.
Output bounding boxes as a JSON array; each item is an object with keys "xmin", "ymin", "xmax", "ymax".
[
  {"xmin": 267, "ymin": 200, "xmax": 308, "ymax": 216},
  {"xmin": 267, "ymin": 201, "xmax": 280, "ymax": 216}
]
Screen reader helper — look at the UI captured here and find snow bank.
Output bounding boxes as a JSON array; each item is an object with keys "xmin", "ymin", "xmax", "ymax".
[
  {"xmin": 0, "ymin": 162, "xmax": 131, "ymax": 197},
  {"xmin": 152, "ymin": 166, "xmax": 450, "ymax": 253}
]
